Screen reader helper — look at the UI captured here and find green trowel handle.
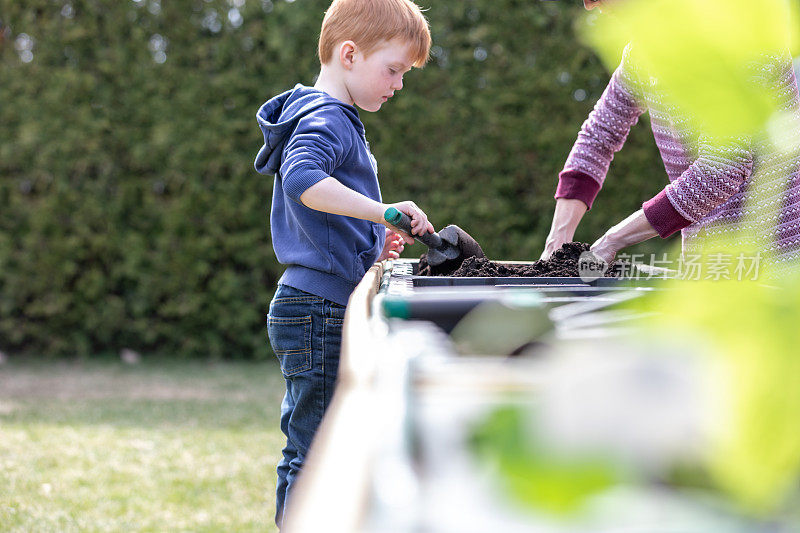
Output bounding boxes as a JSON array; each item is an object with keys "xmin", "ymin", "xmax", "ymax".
[{"xmin": 383, "ymin": 207, "xmax": 442, "ymax": 249}]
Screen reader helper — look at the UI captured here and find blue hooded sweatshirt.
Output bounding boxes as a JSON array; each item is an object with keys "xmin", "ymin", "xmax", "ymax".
[{"xmin": 254, "ymin": 84, "xmax": 385, "ymax": 306}]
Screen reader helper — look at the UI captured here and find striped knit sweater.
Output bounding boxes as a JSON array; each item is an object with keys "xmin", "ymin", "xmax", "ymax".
[{"xmin": 556, "ymin": 46, "xmax": 800, "ymax": 263}]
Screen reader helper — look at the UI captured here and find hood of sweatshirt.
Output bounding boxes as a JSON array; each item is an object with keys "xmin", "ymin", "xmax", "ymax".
[{"xmin": 254, "ymin": 84, "xmax": 364, "ymax": 175}]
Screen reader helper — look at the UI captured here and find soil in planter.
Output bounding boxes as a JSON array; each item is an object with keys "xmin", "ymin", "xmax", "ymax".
[{"xmin": 417, "ymin": 242, "xmax": 621, "ymax": 277}]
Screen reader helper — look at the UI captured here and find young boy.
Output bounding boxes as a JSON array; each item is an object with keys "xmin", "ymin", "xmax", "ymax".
[{"xmin": 253, "ymin": 0, "xmax": 432, "ymax": 526}]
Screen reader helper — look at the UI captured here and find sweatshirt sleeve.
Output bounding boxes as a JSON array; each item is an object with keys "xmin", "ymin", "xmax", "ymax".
[
  {"xmin": 279, "ymin": 109, "xmax": 354, "ymax": 203},
  {"xmin": 643, "ymin": 135, "xmax": 753, "ymax": 237},
  {"xmin": 556, "ymin": 49, "xmax": 646, "ymax": 209}
]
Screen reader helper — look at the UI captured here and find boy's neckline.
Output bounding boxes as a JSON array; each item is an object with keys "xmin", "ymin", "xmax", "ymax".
[{"xmin": 297, "ymin": 83, "xmax": 358, "ymax": 112}]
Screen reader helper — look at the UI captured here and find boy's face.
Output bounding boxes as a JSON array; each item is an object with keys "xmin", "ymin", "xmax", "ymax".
[{"xmin": 344, "ymin": 39, "xmax": 415, "ymax": 112}]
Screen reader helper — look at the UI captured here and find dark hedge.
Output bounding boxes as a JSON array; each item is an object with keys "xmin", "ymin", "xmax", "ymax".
[{"xmin": 0, "ymin": 0, "xmax": 667, "ymax": 358}]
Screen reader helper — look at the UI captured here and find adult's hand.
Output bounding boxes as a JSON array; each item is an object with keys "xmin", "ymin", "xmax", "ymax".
[
  {"xmin": 590, "ymin": 209, "xmax": 659, "ymax": 263},
  {"xmin": 541, "ymin": 198, "xmax": 588, "ymax": 260}
]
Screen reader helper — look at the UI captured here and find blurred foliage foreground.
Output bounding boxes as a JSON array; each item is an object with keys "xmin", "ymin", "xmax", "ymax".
[
  {"xmin": 471, "ymin": 274, "xmax": 800, "ymax": 529},
  {"xmin": 0, "ymin": 0, "xmax": 668, "ymax": 357}
]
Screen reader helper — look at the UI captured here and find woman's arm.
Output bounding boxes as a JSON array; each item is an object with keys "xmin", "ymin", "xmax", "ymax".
[
  {"xmin": 543, "ymin": 49, "xmax": 646, "ymax": 259},
  {"xmin": 541, "ymin": 199, "xmax": 588, "ymax": 259},
  {"xmin": 590, "ymin": 134, "xmax": 753, "ymax": 262},
  {"xmin": 555, "ymin": 48, "xmax": 647, "ymax": 205},
  {"xmin": 590, "ymin": 209, "xmax": 660, "ymax": 263},
  {"xmin": 643, "ymin": 136, "xmax": 753, "ymax": 238}
]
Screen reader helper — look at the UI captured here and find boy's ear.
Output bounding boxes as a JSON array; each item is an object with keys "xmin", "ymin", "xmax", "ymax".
[{"xmin": 339, "ymin": 40, "xmax": 357, "ymax": 70}]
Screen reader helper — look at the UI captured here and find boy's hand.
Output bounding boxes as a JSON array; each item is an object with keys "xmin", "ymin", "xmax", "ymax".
[
  {"xmin": 381, "ymin": 201, "xmax": 434, "ymax": 244},
  {"xmin": 377, "ymin": 228, "xmax": 406, "ymax": 261}
]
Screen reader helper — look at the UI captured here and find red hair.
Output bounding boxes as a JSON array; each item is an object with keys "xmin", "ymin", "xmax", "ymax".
[{"xmin": 318, "ymin": 0, "xmax": 431, "ymax": 67}]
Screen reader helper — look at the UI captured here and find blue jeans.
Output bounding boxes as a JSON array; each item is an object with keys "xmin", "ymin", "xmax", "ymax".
[{"xmin": 267, "ymin": 284, "xmax": 346, "ymax": 528}]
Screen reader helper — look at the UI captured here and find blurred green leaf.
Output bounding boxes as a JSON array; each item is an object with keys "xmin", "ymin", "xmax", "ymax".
[
  {"xmin": 471, "ymin": 405, "xmax": 619, "ymax": 516},
  {"xmin": 581, "ymin": 0, "xmax": 800, "ymax": 137},
  {"xmin": 630, "ymin": 262, "xmax": 800, "ymax": 515}
]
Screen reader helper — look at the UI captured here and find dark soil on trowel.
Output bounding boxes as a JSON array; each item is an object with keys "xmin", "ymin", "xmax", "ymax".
[{"xmin": 417, "ymin": 242, "xmax": 621, "ymax": 277}]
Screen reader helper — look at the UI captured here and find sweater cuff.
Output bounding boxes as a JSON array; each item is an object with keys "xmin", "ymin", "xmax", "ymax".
[
  {"xmin": 555, "ymin": 170, "xmax": 602, "ymax": 210},
  {"xmin": 642, "ymin": 189, "xmax": 693, "ymax": 238},
  {"xmin": 282, "ymin": 167, "xmax": 331, "ymax": 204}
]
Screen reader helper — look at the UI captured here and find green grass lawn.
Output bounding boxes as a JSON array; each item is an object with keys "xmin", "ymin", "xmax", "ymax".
[{"xmin": 0, "ymin": 358, "xmax": 285, "ymax": 532}]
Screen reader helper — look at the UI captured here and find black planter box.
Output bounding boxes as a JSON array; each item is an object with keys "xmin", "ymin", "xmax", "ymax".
[{"xmin": 381, "ymin": 260, "xmax": 659, "ymax": 335}]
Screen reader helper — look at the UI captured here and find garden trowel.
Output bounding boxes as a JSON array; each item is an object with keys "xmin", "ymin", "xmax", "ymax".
[{"xmin": 383, "ymin": 207, "xmax": 485, "ymax": 266}]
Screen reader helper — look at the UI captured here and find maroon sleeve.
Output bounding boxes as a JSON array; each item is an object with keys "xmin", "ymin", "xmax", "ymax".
[
  {"xmin": 558, "ymin": 49, "xmax": 645, "ymax": 211},
  {"xmin": 642, "ymin": 189, "xmax": 693, "ymax": 238},
  {"xmin": 660, "ymin": 136, "xmax": 753, "ymax": 226},
  {"xmin": 555, "ymin": 170, "xmax": 602, "ymax": 209}
]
